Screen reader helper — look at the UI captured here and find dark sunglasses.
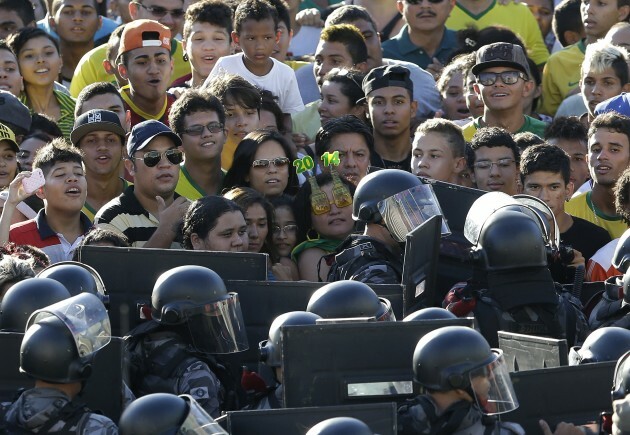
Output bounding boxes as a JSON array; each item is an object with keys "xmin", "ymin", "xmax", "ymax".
[
  {"xmin": 252, "ymin": 157, "xmax": 290, "ymax": 168},
  {"xmin": 133, "ymin": 149, "xmax": 183, "ymax": 167},
  {"xmin": 182, "ymin": 122, "xmax": 224, "ymax": 136},
  {"xmin": 134, "ymin": 2, "xmax": 185, "ymax": 18},
  {"xmin": 478, "ymin": 71, "xmax": 528, "ymax": 86}
]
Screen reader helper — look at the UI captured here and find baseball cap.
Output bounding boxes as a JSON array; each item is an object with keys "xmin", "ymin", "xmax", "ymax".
[
  {"xmin": 71, "ymin": 109, "xmax": 126, "ymax": 146},
  {"xmin": 0, "ymin": 123, "xmax": 20, "ymax": 152},
  {"xmin": 360, "ymin": 65, "xmax": 413, "ymax": 102},
  {"xmin": 471, "ymin": 42, "xmax": 531, "ymax": 78},
  {"xmin": 0, "ymin": 91, "xmax": 31, "ymax": 134},
  {"xmin": 595, "ymin": 93, "xmax": 630, "ymax": 117},
  {"xmin": 127, "ymin": 120, "xmax": 182, "ymax": 156},
  {"xmin": 118, "ymin": 19, "xmax": 171, "ymax": 59}
]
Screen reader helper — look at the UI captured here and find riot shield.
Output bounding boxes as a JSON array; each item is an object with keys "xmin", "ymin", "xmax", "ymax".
[{"xmin": 498, "ymin": 331, "xmax": 569, "ymax": 372}]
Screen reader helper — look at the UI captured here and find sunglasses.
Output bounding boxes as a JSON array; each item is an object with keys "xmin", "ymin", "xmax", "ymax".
[
  {"xmin": 132, "ymin": 149, "xmax": 183, "ymax": 167},
  {"xmin": 134, "ymin": 2, "xmax": 185, "ymax": 18},
  {"xmin": 477, "ymin": 71, "xmax": 528, "ymax": 86},
  {"xmin": 182, "ymin": 122, "xmax": 224, "ymax": 136},
  {"xmin": 252, "ymin": 157, "xmax": 290, "ymax": 168}
]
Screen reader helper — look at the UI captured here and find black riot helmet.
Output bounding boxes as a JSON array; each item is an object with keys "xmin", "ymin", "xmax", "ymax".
[
  {"xmin": 614, "ymin": 228, "xmax": 630, "ymax": 274},
  {"xmin": 151, "ymin": 265, "xmax": 248, "ymax": 354},
  {"xmin": 37, "ymin": 261, "xmax": 109, "ymax": 307},
  {"xmin": 118, "ymin": 393, "xmax": 228, "ymax": 435},
  {"xmin": 403, "ymin": 307, "xmax": 457, "ymax": 322},
  {"xmin": 0, "ymin": 277, "xmax": 71, "ymax": 332},
  {"xmin": 259, "ymin": 311, "xmax": 321, "ymax": 368},
  {"xmin": 570, "ymin": 327, "xmax": 630, "ymax": 365},
  {"xmin": 306, "ymin": 280, "xmax": 395, "ymax": 321},
  {"xmin": 306, "ymin": 417, "xmax": 375, "ymax": 435},
  {"xmin": 413, "ymin": 326, "xmax": 518, "ymax": 415},
  {"xmin": 613, "ymin": 351, "xmax": 630, "ymax": 401},
  {"xmin": 624, "ymin": 269, "xmax": 630, "ymax": 307}
]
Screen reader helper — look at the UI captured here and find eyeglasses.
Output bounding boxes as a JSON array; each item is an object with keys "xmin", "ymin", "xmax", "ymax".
[
  {"xmin": 472, "ymin": 158, "xmax": 515, "ymax": 171},
  {"xmin": 132, "ymin": 149, "xmax": 184, "ymax": 167},
  {"xmin": 477, "ymin": 71, "xmax": 528, "ymax": 86},
  {"xmin": 133, "ymin": 2, "xmax": 185, "ymax": 18},
  {"xmin": 272, "ymin": 224, "xmax": 298, "ymax": 236},
  {"xmin": 252, "ymin": 157, "xmax": 290, "ymax": 168},
  {"xmin": 182, "ymin": 122, "xmax": 224, "ymax": 136}
]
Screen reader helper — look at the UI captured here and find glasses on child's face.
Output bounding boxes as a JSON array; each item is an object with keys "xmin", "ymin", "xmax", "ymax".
[
  {"xmin": 133, "ymin": 149, "xmax": 184, "ymax": 167},
  {"xmin": 134, "ymin": 2, "xmax": 185, "ymax": 18},
  {"xmin": 477, "ymin": 71, "xmax": 528, "ymax": 86},
  {"xmin": 182, "ymin": 122, "xmax": 224, "ymax": 136},
  {"xmin": 252, "ymin": 157, "xmax": 290, "ymax": 169},
  {"xmin": 272, "ymin": 224, "xmax": 298, "ymax": 236},
  {"xmin": 472, "ymin": 158, "xmax": 515, "ymax": 171}
]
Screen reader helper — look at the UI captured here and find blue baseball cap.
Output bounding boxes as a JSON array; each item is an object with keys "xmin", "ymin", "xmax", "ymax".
[
  {"xmin": 127, "ymin": 120, "xmax": 182, "ymax": 156},
  {"xmin": 595, "ymin": 93, "xmax": 630, "ymax": 117}
]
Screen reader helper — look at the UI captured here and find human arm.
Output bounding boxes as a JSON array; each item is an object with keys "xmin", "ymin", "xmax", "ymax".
[
  {"xmin": 143, "ymin": 196, "xmax": 190, "ymax": 249},
  {"xmin": 297, "ymin": 247, "xmax": 329, "ymax": 281},
  {"xmin": 0, "ymin": 172, "xmax": 34, "ymax": 245}
]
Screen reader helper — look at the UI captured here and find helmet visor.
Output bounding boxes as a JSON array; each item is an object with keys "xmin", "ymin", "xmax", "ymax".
[
  {"xmin": 377, "ymin": 184, "xmax": 450, "ymax": 242},
  {"xmin": 28, "ymin": 292, "xmax": 111, "ymax": 358},
  {"xmin": 468, "ymin": 350, "xmax": 518, "ymax": 415},
  {"xmin": 377, "ymin": 297, "xmax": 396, "ymax": 322},
  {"xmin": 464, "ymin": 192, "xmax": 518, "ymax": 244},
  {"xmin": 179, "ymin": 395, "xmax": 229, "ymax": 434},
  {"xmin": 186, "ymin": 293, "xmax": 249, "ymax": 354},
  {"xmin": 612, "ymin": 351, "xmax": 630, "ymax": 401}
]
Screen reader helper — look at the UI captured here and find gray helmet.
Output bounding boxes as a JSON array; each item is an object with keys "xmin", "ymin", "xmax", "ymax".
[
  {"xmin": 151, "ymin": 265, "xmax": 248, "ymax": 354},
  {"xmin": 0, "ymin": 277, "xmax": 71, "ymax": 332},
  {"xmin": 403, "ymin": 307, "xmax": 457, "ymax": 322},
  {"xmin": 569, "ymin": 327, "xmax": 630, "ymax": 365},
  {"xmin": 259, "ymin": 311, "xmax": 321, "ymax": 367},
  {"xmin": 614, "ymin": 228, "xmax": 630, "ymax": 274},
  {"xmin": 307, "ymin": 280, "xmax": 395, "ymax": 321},
  {"xmin": 306, "ymin": 417, "xmax": 374, "ymax": 435},
  {"xmin": 37, "ymin": 261, "xmax": 109, "ymax": 307}
]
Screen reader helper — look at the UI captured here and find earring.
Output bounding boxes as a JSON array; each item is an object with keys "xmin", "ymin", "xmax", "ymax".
[{"xmin": 183, "ymin": 53, "xmax": 189, "ymax": 62}]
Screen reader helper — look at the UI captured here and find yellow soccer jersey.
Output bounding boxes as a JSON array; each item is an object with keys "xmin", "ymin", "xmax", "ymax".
[
  {"xmin": 566, "ymin": 191, "xmax": 628, "ymax": 239},
  {"xmin": 175, "ymin": 165, "xmax": 225, "ymax": 200},
  {"xmin": 539, "ymin": 40, "xmax": 586, "ymax": 116}
]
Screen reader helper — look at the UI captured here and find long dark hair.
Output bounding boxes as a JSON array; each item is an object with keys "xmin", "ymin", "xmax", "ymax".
[{"xmin": 182, "ymin": 196, "xmax": 244, "ymax": 250}]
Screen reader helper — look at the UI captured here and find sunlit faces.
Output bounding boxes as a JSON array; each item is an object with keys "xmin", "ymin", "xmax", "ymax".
[
  {"xmin": 132, "ymin": 0, "xmax": 185, "ymax": 36},
  {"xmin": 244, "ymin": 202, "xmax": 268, "ymax": 253},
  {"xmin": 191, "ymin": 210, "xmax": 249, "ymax": 252},
  {"xmin": 0, "ymin": 48, "xmax": 23, "ymax": 96},
  {"xmin": 0, "ymin": 9, "xmax": 25, "ymax": 40},
  {"xmin": 367, "ymin": 86, "xmax": 417, "ymax": 138},
  {"xmin": 181, "ymin": 110, "xmax": 225, "ymax": 161},
  {"xmin": 118, "ymin": 46, "xmax": 174, "ymax": 101},
  {"xmin": 37, "ymin": 161, "xmax": 87, "ymax": 212},
  {"xmin": 272, "ymin": 205, "xmax": 297, "ymax": 257},
  {"xmin": 323, "ymin": 132, "xmax": 370, "ymax": 185},
  {"xmin": 224, "ymin": 98, "xmax": 260, "ymax": 145},
  {"xmin": 465, "ymin": 70, "xmax": 484, "ymax": 118},
  {"xmin": 125, "ymin": 135, "xmax": 180, "ymax": 197},
  {"xmin": 184, "ymin": 22, "xmax": 231, "ymax": 82},
  {"xmin": 319, "ymin": 80, "xmax": 365, "ymax": 125},
  {"xmin": 397, "ymin": 0, "xmax": 456, "ymax": 34},
  {"xmin": 77, "ymin": 93, "xmax": 128, "ymax": 131},
  {"xmin": 588, "ymin": 128, "xmax": 630, "ymax": 187},
  {"xmin": 273, "ymin": 20, "xmax": 291, "ymax": 61},
  {"xmin": 311, "ymin": 182, "xmax": 354, "ymax": 240},
  {"xmin": 411, "ymin": 131, "xmax": 464, "ymax": 183},
  {"xmin": 246, "ymin": 140, "xmax": 289, "ymax": 197},
  {"xmin": 0, "ymin": 141, "xmax": 17, "ymax": 188},
  {"xmin": 523, "ymin": 171, "xmax": 573, "ymax": 217},
  {"xmin": 17, "ymin": 37, "xmax": 62, "ymax": 87},
  {"xmin": 233, "ymin": 18, "xmax": 278, "ymax": 75},
  {"xmin": 314, "ymin": 40, "xmax": 355, "ymax": 88},
  {"xmin": 52, "ymin": 0, "xmax": 100, "ymax": 44},
  {"xmin": 472, "ymin": 146, "xmax": 519, "ymax": 195},
  {"xmin": 346, "ymin": 18, "xmax": 382, "ymax": 70},
  {"xmin": 580, "ymin": 66, "xmax": 629, "ymax": 117},
  {"xmin": 548, "ymin": 137, "xmax": 590, "ymax": 187},
  {"xmin": 18, "ymin": 136, "xmax": 47, "ymax": 172},
  {"xmin": 78, "ymin": 131, "xmax": 124, "ymax": 177},
  {"xmin": 522, "ymin": 0, "xmax": 553, "ymax": 37},
  {"xmin": 581, "ymin": 0, "xmax": 630, "ymax": 39},
  {"xmin": 473, "ymin": 67, "xmax": 534, "ymax": 113},
  {"xmin": 441, "ymin": 71, "xmax": 469, "ymax": 120}
]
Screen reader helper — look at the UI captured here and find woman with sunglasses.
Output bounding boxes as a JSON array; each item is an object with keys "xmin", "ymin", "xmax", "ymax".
[
  {"xmin": 291, "ymin": 173, "xmax": 356, "ymax": 282},
  {"xmin": 223, "ymin": 129, "xmax": 299, "ymax": 198}
]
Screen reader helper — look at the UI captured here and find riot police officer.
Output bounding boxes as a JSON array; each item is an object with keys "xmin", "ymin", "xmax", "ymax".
[
  {"xmin": 569, "ymin": 327, "xmax": 630, "ymax": 365},
  {"xmin": 125, "ymin": 265, "xmax": 248, "ymax": 418},
  {"xmin": 306, "ymin": 280, "xmax": 395, "ymax": 321},
  {"xmin": 37, "ymin": 261, "xmax": 109, "ymax": 307},
  {"xmin": 398, "ymin": 326, "xmax": 523, "ymax": 435},
  {"xmin": 403, "ymin": 307, "xmax": 457, "ymax": 322},
  {"xmin": 306, "ymin": 417, "xmax": 375, "ymax": 435},
  {"xmin": 0, "ymin": 293, "xmax": 117, "ymax": 434}
]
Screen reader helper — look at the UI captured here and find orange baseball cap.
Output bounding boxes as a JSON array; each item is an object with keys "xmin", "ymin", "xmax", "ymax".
[{"xmin": 118, "ymin": 19, "xmax": 171, "ymax": 58}]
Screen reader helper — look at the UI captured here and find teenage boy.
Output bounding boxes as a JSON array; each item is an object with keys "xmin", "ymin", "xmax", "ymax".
[
  {"xmin": 469, "ymin": 126, "xmax": 521, "ymax": 195},
  {"xmin": 95, "ymin": 120, "xmax": 189, "ymax": 248},
  {"xmin": 49, "ymin": 0, "xmax": 101, "ymax": 87},
  {"xmin": 567, "ymin": 112, "xmax": 630, "ymax": 239},
  {"xmin": 545, "ymin": 116, "xmax": 591, "ymax": 194},
  {"xmin": 463, "ymin": 42, "xmax": 547, "ymax": 142},
  {"xmin": 363, "ymin": 65, "xmax": 417, "ymax": 171},
  {"xmin": 74, "ymin": 81, "xmax": 130, "ymax": 133},
  {"xmin": 204, "ymin": 0, "xmax": 304, "ymax": 132},
  {"xmin": 3, "ymin": 138, "xmax": 92, "ymax": 263},
  {"xmin": 117, "ymin": 19, "xmax": 176, "ymax": 128},
  {"xmin": 70, "ymin": 109, "xmax": 128, "ymax": 221},
  {"xmin": 411, "ymin": 118, "xmax": 466, "ymax": 184},
  {"xmin": 0, "ymin": 0, "xmax": 36, "ymax": 40},
  {"xmin": 169, "ymin": 89, "xmax": 226, "ymax": 199}
]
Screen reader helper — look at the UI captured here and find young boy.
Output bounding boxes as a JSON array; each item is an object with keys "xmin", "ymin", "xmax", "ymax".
[
  {"xmin": 411, "ymin": 118, "xmax": 467, "ymax": 184},
  {"xmin": 203, "ymin": 0, "xmax": 304, "ymax": 132},
  {"xmin": 0, "ymin": 0, "xmax": 36, "ymax": 40},
  {"xmin": 74, "ymin": 81, "xmax": 129, "ymax": 133},
  {"xmin": 545, "ymin": 116, "xmax": 591, "ymax": 194},
  {"xmin": 206, "ymin": 73, "xmax": 261, "ymax": 170},
  {"xmin": 3, "ymin": 138, "xmax": 92, "ymax": 264},
  {"xmin": 469, "ymin": 126, "xmax": 521, "ymax": 195}
]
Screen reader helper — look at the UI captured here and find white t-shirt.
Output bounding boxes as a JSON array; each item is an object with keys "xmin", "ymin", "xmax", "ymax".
[{"xmin": 205, "ymin": 53, "xmax": 305, "ymax": 115}]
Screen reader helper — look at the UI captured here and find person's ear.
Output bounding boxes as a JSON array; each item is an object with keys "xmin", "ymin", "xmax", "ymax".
[
  {"xmin": 118, "ymin": 63, "xmax": 128, "ymax": 80},
  {"xmin": 103, "ymin": 59, "xmax": 115, "ymax": 75},
  {"xmin": 190, "ymin": 233, "xmax": 203, "ymax": 250},
  {"xmin": 34, "ymin": 184, "xmax": 46, "ymax": 200},
  {"xmin": 232, "ymin": 31, "xmax": 240, "ymax": 46},
  {"xmin": 129, "ymin": 0, "xmax": 139, "ymax": 19},
  {"xmin": 275, "ymin": 30, "xmax": 280, "ymax": 44},
  {"xmin": 473, "ymin": 82, "xmax": 481, "ymax": 96},
  {"xmin": 618, "ymin": 4, "xmax": 630, "ymax": 21},
  {"xmin": 566, "ymin": 180, "xmax": 575, "ymax": 199},
  {"xmin": 623, "ymin": 82, "xmax": 630, "ymax": 93},
  {"xmin": 522, "ymin": 78, "xmax": 535, "ymax": 97},
  {"xmin": 410, "ymin": 100, "xmax": 418, "ymax": 117},
  {"xmin": 396, "ymin": 0, "xmax": 404, "ymax": 13},
  {"xmin": 453, "ymin": 156, "xmax": 466, "ymax": 174},
  {"xmin": 355, "ymin": 61, "xmax": 368, "ymax": 73},
  {"xmin": 124, "ymin": 158, "xmax": 135, "ymax": 177}
]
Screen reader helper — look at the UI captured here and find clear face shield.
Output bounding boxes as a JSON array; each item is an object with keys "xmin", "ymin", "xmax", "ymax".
[
  {"xmin": 377, "ymin": 297, "xmax": 396, "ymax": 322},
  {"xmin": 27, "ymin": 292, "xmax": 111, "ymax": 359},
  {"xmin": 468, "ymin": 350, "xmax": 519, "ymax": 415},
  {"xmin": 377, "ymin": 184, "xmax": 450, "ymax": 242},
  {"xmin": 178, "ymin": 395, "xmax": 229, "ymax": 434},
  {"xmin": 186, "ymin": 293, "xmax": 249, "ymax": 354}
]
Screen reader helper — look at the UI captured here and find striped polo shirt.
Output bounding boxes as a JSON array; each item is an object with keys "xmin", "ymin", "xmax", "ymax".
[{"xmin": 21, "ymin": 90, "xmax": 76, "ymax": 140}]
